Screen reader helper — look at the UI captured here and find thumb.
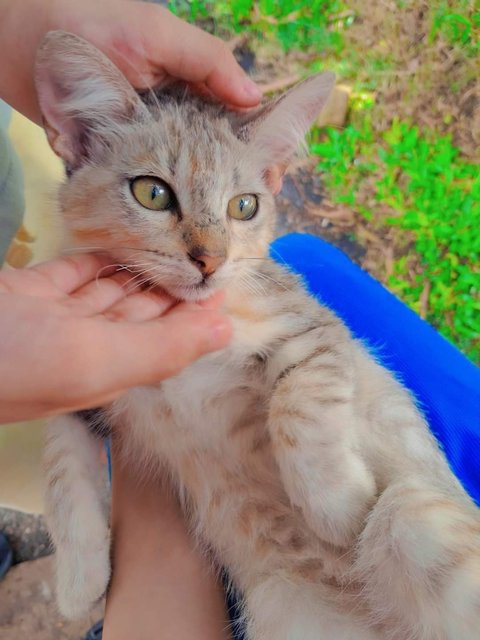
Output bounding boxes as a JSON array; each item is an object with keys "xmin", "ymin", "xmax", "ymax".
[{"xmin": 97, "ymin": 307, "xmax": 232, "ymax": 391}]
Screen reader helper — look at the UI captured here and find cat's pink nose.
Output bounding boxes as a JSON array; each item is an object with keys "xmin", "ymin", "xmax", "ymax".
[{"xmin": 188, "ymin": 252, "xmax": 226, "ymax": 276}]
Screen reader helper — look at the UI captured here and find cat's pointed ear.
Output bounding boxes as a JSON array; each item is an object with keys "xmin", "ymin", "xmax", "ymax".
[
  {"xmin": 236, "ymin": 72, "xmax": 335, "ymax": 193},
  {"xmin": 35, "ymin": 30, "xmax": 148, "ymax": 170}
]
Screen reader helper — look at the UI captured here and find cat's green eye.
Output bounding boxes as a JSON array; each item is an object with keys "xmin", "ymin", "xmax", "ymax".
[
  {"xmin": 130, "ymin": 176, "xmax": 175, "ymax": 211},
  {"xmin": 227, "ymin": 194, "xmax": 258, "ymax": 221}
]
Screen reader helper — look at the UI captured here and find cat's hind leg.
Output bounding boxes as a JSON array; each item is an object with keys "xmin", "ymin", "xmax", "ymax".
[
  {"xmin": 245, "ymin": 576, "xmax": 381, "ymax": 640},
  {"xmin": 355, "ymin": 480, "xmax": 480, "ymax": 640},
  {"xmin": 45, "ymin": 414, "xmax": 110, "ymax": 619}
]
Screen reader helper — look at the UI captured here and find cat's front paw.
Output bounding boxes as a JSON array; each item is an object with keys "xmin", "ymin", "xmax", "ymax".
[
  {"xmin": 55, "ymin": 535, "xmax": 110, "ymax": 619},
  {"xmin": 306, "ymin": 454, "xmax": 376, "ymax": 547}
]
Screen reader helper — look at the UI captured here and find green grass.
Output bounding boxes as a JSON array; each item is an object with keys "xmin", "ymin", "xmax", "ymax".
[
  {"xmin": 312, "ymin": 119, "xmax": 480, "ymax": 361},
  {"xmin": 168, "ymin": 0, "xmax": 350, "ymax": 53},
  {"xmin": 429, "ymin": 1, "xmax": 480, "ymax": 57}
]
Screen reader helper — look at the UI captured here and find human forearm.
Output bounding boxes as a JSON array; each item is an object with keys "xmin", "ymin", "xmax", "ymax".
[
  {"xmin": 0, "ymin": 0, "xmax": 55, "ymax": 122},
  {"xmin": 103, "ymin": 454, "xmax": 232, "ymax": 640}
]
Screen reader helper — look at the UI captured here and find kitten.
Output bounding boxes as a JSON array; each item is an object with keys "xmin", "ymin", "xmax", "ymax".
[{"xmin": 36, "ymin": 31, "xmax": 480, "ymax": 640}]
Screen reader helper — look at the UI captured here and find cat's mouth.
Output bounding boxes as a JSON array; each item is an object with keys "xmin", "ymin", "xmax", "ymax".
[
  {"xmin": 163, "ymin": 279, "xmax": 219, "ymax": 303},
  {"xmin": 127, "ymin": 271, "xmax": 219, "ymax": 303},
  {"xmin": 112, "ymin": 251, "xmax": 224, "ymax": 302}
]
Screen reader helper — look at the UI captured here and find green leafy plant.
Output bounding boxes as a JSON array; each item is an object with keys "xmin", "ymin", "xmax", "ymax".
[
  {"xmin": 312, "ymin": 119, "xmax": 480, "ymax": 362},
  {"xmin": 429, "ymin": 2, "xmax": 480, "ymax": 56},
  {"xmin": 168, "ymin": 0, "xmax": 350, "ymax": 53}
]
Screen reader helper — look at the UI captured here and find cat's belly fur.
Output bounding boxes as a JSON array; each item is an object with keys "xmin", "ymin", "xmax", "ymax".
[{"xmin": 111, "ymin": 350, "xmax": 357, "ymax": 603}]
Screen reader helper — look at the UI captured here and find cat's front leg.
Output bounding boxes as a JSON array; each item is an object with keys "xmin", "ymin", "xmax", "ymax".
[
  {"xmin": 267, "ymin": 357, "xmax": 376, "ymax": 546},
  {"xmin": 45, "ymin": 414, "xmax": 111, "ymax": 619}
]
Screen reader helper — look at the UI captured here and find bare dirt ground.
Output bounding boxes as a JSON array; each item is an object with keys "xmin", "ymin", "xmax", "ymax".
[{"xmin": 0, "ymin": 556, "xmax": 104, "ymax": 640}]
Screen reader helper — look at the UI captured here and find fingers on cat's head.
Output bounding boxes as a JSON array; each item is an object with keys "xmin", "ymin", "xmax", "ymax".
[{"xmin": 35, "ymin": 31, "xmax": 147, "ymax": 169}]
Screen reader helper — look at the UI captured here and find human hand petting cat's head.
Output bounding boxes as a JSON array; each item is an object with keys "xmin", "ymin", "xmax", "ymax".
[
  {"xmin": 50, "ymin": 0, "xmax": 262, "ymax": 108},
  {"xmin": 0, "ymin": 0, "xmax": 262, "ymax": 124}
]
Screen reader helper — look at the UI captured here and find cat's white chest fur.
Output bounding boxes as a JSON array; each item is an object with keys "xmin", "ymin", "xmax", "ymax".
[
  {"xmin": 114, "ymin": 302, "xmax": 299, "ymax": 454},
  {"xmin": 116, "ymin": 326, "xmax": 267, "ymax": 456}
]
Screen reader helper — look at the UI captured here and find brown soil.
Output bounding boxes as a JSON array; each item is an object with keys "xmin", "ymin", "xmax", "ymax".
[
  {"xmin": 0, "ymin": 556, "xmax": 104, "ymax": 640},
  {"xmin": 347, "ymin": 0, "xmax": 479, "ymax": 159}
]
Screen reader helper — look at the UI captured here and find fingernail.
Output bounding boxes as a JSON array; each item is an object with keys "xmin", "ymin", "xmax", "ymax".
[
  {"xmin": 209, "ymin": 317, "xmax": 232, "ymax": 349},
  {"xmin": 242, "ymin": 79, "xmax": 262, "ymax": 101}
]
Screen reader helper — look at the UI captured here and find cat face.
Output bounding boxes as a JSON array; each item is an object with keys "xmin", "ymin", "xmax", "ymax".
[
  {"xmin": 52, "ymin": 94, "xmax": 277, "ymax": 301},
  {"xmin": 35, "ymin": 31, "xmax": 334, "ymax": 300}
]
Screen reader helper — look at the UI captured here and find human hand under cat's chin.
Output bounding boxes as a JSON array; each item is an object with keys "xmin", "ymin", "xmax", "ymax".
[
  {"xmin": 0, "ymin": 0, "xmax": 262, "ymax": 124},
  {"xmin": 0, "ymin": 253, "xmax": 232, "ymax": 425}
]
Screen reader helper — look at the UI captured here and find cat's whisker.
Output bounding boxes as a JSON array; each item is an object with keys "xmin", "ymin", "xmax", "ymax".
[
  {"xmin": 120, "ymin": 274, "xmax": 146, "ymax": 290},
  {"xmin": 122, "ymin": 259, "xmax": 157, "ymax": 270},
  {"xmin": 103, "ymin": 261, "xmax": 167, "ymax": 283},
  {"xmin": 119, "ymin": 246, "xmax": 163, "ymax": 255},
  {"xmin": 94, "ymin": 264, "xmax": 127, "ymax": 285},
  {"xmin": 122, "ymin": 274, "xmax": 166, "ymax": 294},
  {"xmin": 233, "ymin": 257, "xmax": 271, "ymax": 262},
  {"xmin": 242, "ymin": 267, "xmax": 270, "ymax": 295},
  {"xmin": 129, "ymin": 277, "xmax": 156, "ymax": 291},
  {"xmin": 232, "ymin": 260, "xmax": 293, "ymax": 294},
  {"xmin": 247, "ymin": 279, "xmax": 267, "ymax": 298},
  {"xmin": 120, "ymin": 269, "xmax": 156, "ymax": 290},
  {"xmin": 246, "ymin": 276, "xmax": 267, "ymax": 297},
  {"xmin": 252, "ymin": 270, "xmax": 293, "ymax": 292},
  {"xmin": 119, "ymin": 263, "xmax": 174, "ymax": 291},
  {"xmin": 239, "ymin": 271, "xmax": 266, "ymax": 297}
]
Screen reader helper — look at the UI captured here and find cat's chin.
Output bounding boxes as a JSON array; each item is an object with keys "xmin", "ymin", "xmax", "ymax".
[{"xmin": 164, "ymin": 282, "xmax": 219, "ymax": 303}]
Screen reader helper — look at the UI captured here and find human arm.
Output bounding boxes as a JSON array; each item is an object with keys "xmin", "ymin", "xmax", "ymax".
[
  {"xmin": 0, "ymin": 0, "xmax": 261, "ymax": 124},
  {"xmin": 0, "ymin": 253, "xmax": 231, "ymax": 424},
  {"xmin": 103, "ymin": 451, "xmax": 232, "ymax": 640}
]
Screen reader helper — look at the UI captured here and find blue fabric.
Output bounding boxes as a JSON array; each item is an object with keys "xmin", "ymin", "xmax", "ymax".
[
  {"xmin": 0, "ymin": 531, "xmax": 13, "ymax": 580},
  {"xmin": 105, "ymin": 438, "xmax": 112, "ymax": 483},
  {"xmin": 270, "ymin": 232, "xmax": 480, "ymax": 505}
]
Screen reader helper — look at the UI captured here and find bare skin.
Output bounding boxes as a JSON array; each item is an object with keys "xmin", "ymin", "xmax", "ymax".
[{"xmin": 104, "ymin": 449, "xmax": 232, "ymax": 640}]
